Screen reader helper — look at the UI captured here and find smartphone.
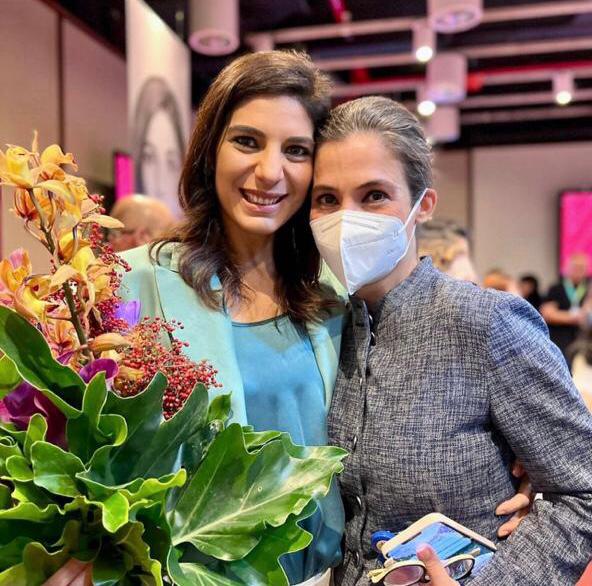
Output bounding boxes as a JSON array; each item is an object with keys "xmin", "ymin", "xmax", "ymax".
[{"xmin": 378, "ymin": 513, "xmax": 496, "ymax": 579}]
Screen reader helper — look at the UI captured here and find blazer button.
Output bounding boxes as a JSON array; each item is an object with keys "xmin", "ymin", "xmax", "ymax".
[
  {"xmin": 355, "ymin": 495, "xmax": 363, "ymax": 508},
  {"xmin": 352, "ymin": 550, "xmax": 360, "ymax": 567},
  {"xmin": 370, "ymin": 331, "xmax": 377, "ymax": 346},
  {"xmin": 352, "ymin": 435, "xmax": 358, "ymax": 450}
]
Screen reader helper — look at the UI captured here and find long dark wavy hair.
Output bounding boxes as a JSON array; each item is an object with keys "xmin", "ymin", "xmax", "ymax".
[{"xmin": 152, "ymin": 51, "xmax": 335, "ymax": 322}]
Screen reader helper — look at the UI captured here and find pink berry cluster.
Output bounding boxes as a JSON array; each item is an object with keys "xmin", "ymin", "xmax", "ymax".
[{"xmin": 114, "ymin": 316, "xmax": 222, "ymax": 419}]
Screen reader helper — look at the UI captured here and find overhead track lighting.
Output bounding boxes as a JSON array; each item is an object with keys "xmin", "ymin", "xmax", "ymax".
[
  {"xmin": 428, "ymin": 0, "xmax": 483, "ymax": 33},
  {"xmin": 188, "ymin": 0, "xmax": 239, "ymax": 56},
  {"xmin": 553, "ymin": 71, "xmax": 574, "ymax": 106},
  {"xmin": 417, "ymin": 86, "xmax": 437, "ymax": 117},
  {"xmin": 426, "ymin": 53, "xmax": 467, "ymax": 104},
  {"xmin": 413, "ymin": 20, "xmax": 435, "ymax": 63},
  {"xmin": 426, "ymin": 106, "xmax": 460, "ymax": 143}
]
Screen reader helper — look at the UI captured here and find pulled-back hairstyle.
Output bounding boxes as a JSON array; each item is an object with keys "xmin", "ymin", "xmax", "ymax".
[
  {"xmin": 319, "ymin": 96, "xmax": 433, "ymax": 203},
  {"xmin": 154, "ymin": 51, "xmax": 333, "ymax": 322}
]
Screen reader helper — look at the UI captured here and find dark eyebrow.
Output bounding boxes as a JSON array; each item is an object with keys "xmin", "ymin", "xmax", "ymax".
[
  {"xmin": 227, "ymin": 125, "xmax": 314, "ymax": 147},
  {"xmin": 311, "ymin": 184, "xmax": 335, "ymax": 195},
  {"xmin": 227, "ymin": 125, "xmax": 264, "ymax": 137}
]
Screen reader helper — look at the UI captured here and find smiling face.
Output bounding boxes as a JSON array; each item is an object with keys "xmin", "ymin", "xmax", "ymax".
[{"xmin": 214, "ymin": 96, "xmax": 315, "ymax": 243}]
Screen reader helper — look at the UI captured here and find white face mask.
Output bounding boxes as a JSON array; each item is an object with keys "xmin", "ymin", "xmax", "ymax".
[{"xmin": 310, "ymin": 190, "xmax": 426, "ymax": 295}]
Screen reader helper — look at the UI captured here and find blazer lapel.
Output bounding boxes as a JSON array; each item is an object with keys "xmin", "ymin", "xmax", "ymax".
[
  {"xmin": 152, "ymin": 245, "xmax": 248, "ymax": 425},
  {"xmin": 305, "ymin": 307, "xmax": 346, "ymax": 409}
]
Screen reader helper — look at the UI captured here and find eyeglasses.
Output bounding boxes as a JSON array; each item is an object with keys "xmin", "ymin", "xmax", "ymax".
[{"xmin": 368, "ymin": 548, "xmax": 480, "ymax": 586}]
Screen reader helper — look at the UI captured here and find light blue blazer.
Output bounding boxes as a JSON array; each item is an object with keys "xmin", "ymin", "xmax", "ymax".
[{"xmin": 118, "ymin": 244, "xmax": 346, "ymax": 425}]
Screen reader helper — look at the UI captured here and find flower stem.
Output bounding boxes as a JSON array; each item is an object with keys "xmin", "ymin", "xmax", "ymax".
[
  {"xmin": 27, "ymin": 188, "xmax": 91, "ymax": 361},
  {"xmin": 62, "ymin": 282, "xmax": 91, "ymax": 361}
]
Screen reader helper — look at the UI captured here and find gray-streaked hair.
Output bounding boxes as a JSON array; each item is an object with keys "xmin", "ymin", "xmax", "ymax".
[{"xmin": 319, "ymin": 96, "xmax": 432, "ymax": 203}]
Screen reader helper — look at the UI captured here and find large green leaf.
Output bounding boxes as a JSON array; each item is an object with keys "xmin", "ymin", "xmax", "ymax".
[
  {"xmin": 0, "ymin": 536, "xmax": 35, "ymax": 571},
  {"xmin": 21, "ymin": 520, "xmax": 84, "ymax": 586},
  {"xmin": 225, "ymin": 502, "xmax": 316, "ymax": 586},
  {"xmin": 11, "ymin": 479, "xmax": 55, "ymax": 506},
  {"xmin": 63, "ymin": 494, "xmax": 129, "ymax": 534},
  {"xmin": 0, "ymin": 502, "xmax": 61, "ymax": 523},
  {"xmin": 67, "ymin": 372, "xmax": 127, "ymax": 464},
  {"xmin": 23, "ymin": 414, "xmax": 47, "ymax": 460},
  {"xmin": 100, "ymin": 493, "xmax": 129, "ymax": 533},
  {"xmin": 0, "ymin": 355, "xmax": 21, "ymax": 397},
  {"xmin": 120, "ymin": 470, "xmax": 187, "ymax": 505},
  {"xmin": 0, "ymin": 563, "xmax": 26, "ymax": 585},
  {"xmin": 242, "ymin": 430, "xmax": 282, "ymax": 452},
  {"xmin": 207, "ymin": 394, "xmax": 232, "ymax": 425},
  {"xmin": 0, "ymin": 307, "xmax": 84, "ymax": 416},
  {"xmin": 31, "ymin": 442, "xmax": 84, "ymax": 497},
  {"xmin": 5, "ymin": 455, "xmax": 33, "ymax": 482},
  {"xmin": 113, "ymin": 521, "xmax": 163, "ymax": 585},
  {"xmin": 0, "ymin": 422, "xmax": 26, "ymax": 445},
  {"xmin": 0, "ymin": 484, "xmax": 10, "ymax": 509},
  {"xmin": 167, "ymin": 548, "xmax": 240, "ymax": 586},
  {"xmin": 169, "ymin": 424, "xmax": 345, "ymax": 561},
  {"xmin": 83, "ymin": 380, "xmax": 209, "ymax": 489}
]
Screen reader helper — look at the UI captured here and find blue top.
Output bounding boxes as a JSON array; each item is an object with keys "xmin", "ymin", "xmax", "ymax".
[{"xmin": 232, "ymin": 315, "xmax": 343, "ymax": 584}]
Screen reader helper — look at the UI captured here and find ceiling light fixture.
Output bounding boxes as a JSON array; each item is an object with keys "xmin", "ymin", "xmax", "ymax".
[
  {"xmin": 426, "ymin": 53, "xmax": 467, "ymax": 104},
  {"xmin": 428, "ymin": 0, "xmax": 483, "ymax": 33},
  {"xmin": 553, "ymin": 71, "xmax": 574, "ymax": 106},
  {"xmin": 413, "ymin": 20, "xmax": 435, "ymax": 63},
  {"xmin": 425, "ymin": 106, "xmax": 460, "ymax": 143},
  {"xmin": 188, "ymin": 0, "xmax": 239, "ymax": 56},
  {"xmin": 417, "ymin": 86, "xmax": 437, "ymax": 117}
]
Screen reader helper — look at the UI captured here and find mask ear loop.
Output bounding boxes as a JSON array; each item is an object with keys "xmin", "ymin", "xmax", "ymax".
[
  {"xmin": 398, "ymin": 188, "xmax": 428, "ymax": 252},
  {"xmin": 402, "ymin": 188, "xmax": 428, "ymax": 231}
]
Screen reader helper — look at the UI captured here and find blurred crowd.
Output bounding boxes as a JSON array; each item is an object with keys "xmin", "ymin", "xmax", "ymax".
[{"xmin": 417, "ymin": 219, "xmax": 592, "ymax": 409}]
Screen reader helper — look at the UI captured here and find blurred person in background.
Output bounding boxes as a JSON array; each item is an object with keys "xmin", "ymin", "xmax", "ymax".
[
  {"xmin": 107, "ymin": 194, "xmax": 176, "ymax": 252},
  {"xmin": 541, "ymin": 252, "xmax": 590, "ymax": 366},
  {"xmin": 483, "ymin": 268, "xmax": 520, "ymax": 295},
  {"xmin": 569, "ymin": 326, "xmax": 592, "ymax": 411},
  {"xmin": 518, "ymin": 274, "xmax": 542, "ymax": 311},
  {"xmin": 417, "ymin": 218, "xmax": 478, "ymax": 283}
]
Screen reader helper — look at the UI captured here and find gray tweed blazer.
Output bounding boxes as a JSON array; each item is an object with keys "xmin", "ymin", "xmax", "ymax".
[{"xmin": 328, "ymin": 258, "xmax": 592, "ymax": 586}]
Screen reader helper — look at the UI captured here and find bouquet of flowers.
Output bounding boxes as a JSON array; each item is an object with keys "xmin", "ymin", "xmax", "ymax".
[{"xmin": 0, "ymin": 135, "xmax": 346, "ymax": 585}]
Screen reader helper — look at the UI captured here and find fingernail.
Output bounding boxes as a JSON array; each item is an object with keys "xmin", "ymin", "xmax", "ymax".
[
  {"xmin": 498, "ymin": 529, "xmax": 509, "ymax": 537},
  {"xmin": 417, "ymin": 544, "xmax": 433, "ymax": 559}
]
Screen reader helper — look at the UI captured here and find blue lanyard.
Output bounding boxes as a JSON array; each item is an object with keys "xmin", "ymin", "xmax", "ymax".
[{"xmin": 563, "ymin": 278, "xmax": 587, "ymax": 308}]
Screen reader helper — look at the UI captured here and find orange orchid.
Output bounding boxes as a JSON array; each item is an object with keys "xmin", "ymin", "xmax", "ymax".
[
  {"xmin": 0, "ymin": 249, "xmax": 32, "ymax": 304},
  {"xmin": 12, "ymin": 275, "xmax": 56, "ymax": 323},
  {"xmin": 42, "ymin": 316, "xmax": 79, "ymax": 358},
  {"xmin": 40, "ymin": 144, "xmax": 77, "ymax": 170},
  {"xmin": 13, "ymin": 187, "xmax": 56, "ymax": 227},
  {"xmin": 1, "ymin": 135, "xmax": 129, "ymax": 363},
  {"xmin": 0, "ymin": 146, "xmax": 36, "ymax": 188}
]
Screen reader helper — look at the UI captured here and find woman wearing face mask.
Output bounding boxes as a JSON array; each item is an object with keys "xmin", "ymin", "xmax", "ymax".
[{"xmin": 311, "ymin": 96, "xmax": 592, "ymax": 586}]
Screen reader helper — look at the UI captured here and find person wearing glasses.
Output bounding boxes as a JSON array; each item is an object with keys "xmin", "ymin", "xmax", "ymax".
[{"xmin": 310, "ymin": 96, "xmax": 592, "ymax": 585}]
